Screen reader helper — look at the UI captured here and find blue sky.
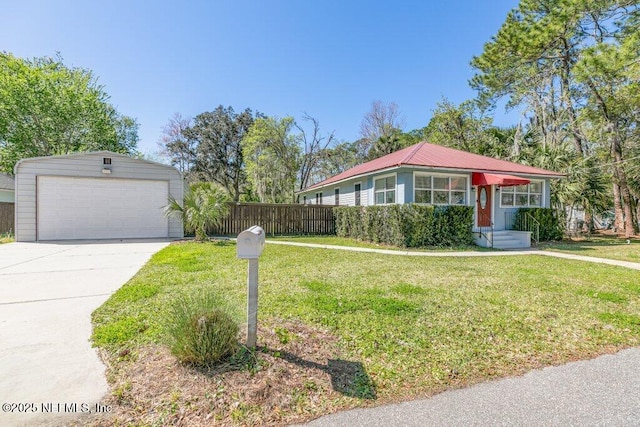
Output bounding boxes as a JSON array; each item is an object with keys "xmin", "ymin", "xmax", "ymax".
[{"xmin": 2, "ymin": 1, "xmax": 520, "ymax": 156}]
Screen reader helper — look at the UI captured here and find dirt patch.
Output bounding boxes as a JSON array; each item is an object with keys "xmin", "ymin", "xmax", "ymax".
[{"xmin": 85, "ymin": 320, "xmax": 375, "ymax": 426}]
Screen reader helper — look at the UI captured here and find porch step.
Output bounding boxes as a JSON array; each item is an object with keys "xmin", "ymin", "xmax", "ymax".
[{"xmin": 491, "ymin": 231, "xmax": 530, "ymax": 249}]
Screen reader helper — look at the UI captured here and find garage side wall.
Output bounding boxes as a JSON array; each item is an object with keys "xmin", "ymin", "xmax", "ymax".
[{"xmin": 15, "ymin": 152, "xmax": 184, "ymax": 241}]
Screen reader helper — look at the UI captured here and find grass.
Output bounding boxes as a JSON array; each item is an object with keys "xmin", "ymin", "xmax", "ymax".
[
  {"xmin": 267, "ymin": 234, "xmax": 493, "ymax": 251},
  {"xmin": 541, "ymin": 233, "xmax": 640, "ymax": 263},
  {"xmin": 0, "ymin": 233, "xmax": 14, "ymax": 244},
  {"xmin": 91, "ymin": 241, "xmax": 640, "ymax": 424}
]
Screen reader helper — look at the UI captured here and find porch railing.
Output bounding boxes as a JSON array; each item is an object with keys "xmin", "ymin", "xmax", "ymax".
[
  {"xmin": 478, "ymin": 211, "xmax": 494, "ymax": 248},
  {"xmin": 505, "ymin": 211, "xmax": 540, "ymax": 246}
]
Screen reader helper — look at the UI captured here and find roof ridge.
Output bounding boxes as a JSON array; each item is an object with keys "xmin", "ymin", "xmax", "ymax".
[{"xmin": 401, "ymin": 142, "xmax": 426, "ymax": 164}]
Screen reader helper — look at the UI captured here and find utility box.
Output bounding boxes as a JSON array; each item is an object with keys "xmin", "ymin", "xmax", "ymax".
[{"xmin": 237, "ymin": 225, "xmax": 265, "ymax": 259}]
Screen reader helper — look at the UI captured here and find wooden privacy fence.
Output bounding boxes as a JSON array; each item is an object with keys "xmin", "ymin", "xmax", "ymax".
[
  {"xmin": 211, "ymin": 203, "xmax": 335, "ymax": 236},
  {"xmin": 0, "ymin": 203, "xmax": 15, "ymax": 235}
]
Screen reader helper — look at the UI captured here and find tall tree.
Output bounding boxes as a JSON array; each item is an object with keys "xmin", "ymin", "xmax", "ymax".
[
  {"xmin": 296, "ymin": 114, "xmax": 335, "ymax": 193},
  {"xmin": 243, "ymin": 116, "xmax": 301, "ymax": 203},
  {"xmin": 423, "ymin": 98, "xmax": 510, "ymax": 158},
  {"xmin": 184, "ymin": 106, "xmax": 257, "ymax": 201},
  {"xmin": 574, "ymin": 23, "xmax": 640, "ymax": 235},
  {"xmin": 158, "ymin": 113, "xmax": 196, "ymax": 178},
  {"xmin": 358, "ymin": 100, "xmax": 404, "ymax": 160},
  {"xmin": 470, "ymin": 0, "xmax": 592, "ymax": 155},
  {"xmin": 0, "ymin": 52, "xmax": 138, "ymax": 175},
  {"xmin": 311, "ymin": 141, "xmax": 359, "ymax": 184}
]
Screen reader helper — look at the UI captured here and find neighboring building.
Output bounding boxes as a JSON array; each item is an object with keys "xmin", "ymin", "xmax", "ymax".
[
  {"xmin": 0, "ymin": 173, "xmax": 15, "ymax": 235},
  {"xmin": 298, "ymin": 142, "xmax": 564, "ymax": 248},
  {"xmin": 0, "ymin": 173, "xmax": 14, "ymax": 203},
  {"xmin": 14, "ymin": 151, "xmax": 184, "ymax": 241}
]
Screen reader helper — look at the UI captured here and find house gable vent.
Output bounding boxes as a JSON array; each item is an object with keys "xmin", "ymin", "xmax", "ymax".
[{"xmin": 103, "ymin": 157, "xmax": 112, "ymax": 165}]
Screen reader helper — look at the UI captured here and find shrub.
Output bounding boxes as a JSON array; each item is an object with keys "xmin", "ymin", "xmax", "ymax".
[
  {"xmin": 166, "ymin": 292, "xmax": 239, "ymax": 366},
  {"xmin": 164, "ymin": 182, "xmax": 230, "ymax": 241},
  {"xmin": 514, "ymin": 208, "xmax": 563, "ymax": 241},
  {"xmin": 334, "ymin": 204, "xmax": 474, "ymax": 248}
]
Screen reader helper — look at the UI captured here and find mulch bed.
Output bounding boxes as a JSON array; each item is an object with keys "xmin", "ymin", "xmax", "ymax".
[{"xmin": 84, "ymin": 320, "xmax": 374, "ymax": 426}]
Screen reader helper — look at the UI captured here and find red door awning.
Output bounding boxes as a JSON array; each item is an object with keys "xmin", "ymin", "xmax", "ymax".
[{"xmin": 472, "ymin": 172, "xmax": 531, "ymax": 187}]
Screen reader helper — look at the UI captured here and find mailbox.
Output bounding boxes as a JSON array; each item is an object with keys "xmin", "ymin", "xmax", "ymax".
[{"xmin": 236, "ymin": 225, "xmax": 265, "ymax": 259}]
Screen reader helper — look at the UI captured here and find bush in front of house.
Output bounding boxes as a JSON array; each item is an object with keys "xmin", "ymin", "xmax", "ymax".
[
  {"xmin": 334, "ymin": 204, "xmax": 474, "ymax": 248},
  {"xmin": 513, "ymin": 207, "xmax": 563, "ymax": 241},
  {"xmin": 166, "ymin": 292, "xmax": 239, "ymax": 366}
]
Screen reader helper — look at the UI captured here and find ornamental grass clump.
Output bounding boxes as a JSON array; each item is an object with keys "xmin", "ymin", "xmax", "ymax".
[{"xmin": 166, "ymin": 292, "xmax": 239, "ymax": 366}]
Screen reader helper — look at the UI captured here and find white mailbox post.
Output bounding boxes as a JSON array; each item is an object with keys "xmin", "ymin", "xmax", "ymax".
[{"xmin": 236, "ymin": 226, "xmax": 265, "ymax": 348}]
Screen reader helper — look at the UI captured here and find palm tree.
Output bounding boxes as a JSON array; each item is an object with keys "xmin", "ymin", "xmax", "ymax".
[
  {"xmin": 574, "ymin": 157, "xmax": 611, "ymax": 233},
  {"xmin": 165, "ymin": 182, "xmax": 230, "ymax": 241}
]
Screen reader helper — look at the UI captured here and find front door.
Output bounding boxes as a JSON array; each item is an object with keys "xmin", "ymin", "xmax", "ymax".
[{"xmin": 477, "ymin": 185, "xmax": 492, "ymax": 227}]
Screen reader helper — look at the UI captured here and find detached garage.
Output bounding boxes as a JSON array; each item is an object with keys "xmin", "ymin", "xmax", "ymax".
[{"xmin": 14, "ymin": 151, "xmax": 184, "ymax": 241}]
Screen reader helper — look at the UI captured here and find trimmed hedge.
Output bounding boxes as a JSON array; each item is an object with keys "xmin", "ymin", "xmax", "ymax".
[
  {"xmin": 513, "ymin": 208, "xmax": 563, "ymax": 241},
  {"xmin": 334, "ymin": 204, "xmax": 474, "ymax": 248}
]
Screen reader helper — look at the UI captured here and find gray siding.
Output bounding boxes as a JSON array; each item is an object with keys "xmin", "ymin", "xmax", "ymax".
[
  {"xmin": 300, "ymin": 169, "xmax": 555, "ymax": 233},
  {"xmin": 15, "ymin": 151, "xmax": 183, "ymax": 241},
  {"xmin": 301, "ymin": 178, "xmax": 370, "ymax": 206},
  {"xmin": 0, "ymin": 190, "xmax": 13, "ymax": 203}
]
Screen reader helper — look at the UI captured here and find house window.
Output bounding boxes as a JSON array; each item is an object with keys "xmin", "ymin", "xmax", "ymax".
[
  {"xmin": 303, "ymin": 195, "xmax": 307, "ymax": 205},
  {"xmin": 334, "ymin": 188, "xmax": 340, "ymax": 205},
  {"xmin": 500, "ymin": 181, "xmax": 543, "ymax": 207},
  {"xmin": 414, "ymin": 174, "xmax": 467, "ymax": 205},
  {"xmin": 374, "ymin": 175, "xmax": 396, "ymax": 205},
  {"xmin": 355, "ymin": 183, "xmax": 361, "ymax": 206},
  {"xmin": 315, "ymin": 192, "xmax": 322, "ymax": 205},
  {"xmin": 103, "ymin": 157, "xmax": 112, "ymax": 165}
]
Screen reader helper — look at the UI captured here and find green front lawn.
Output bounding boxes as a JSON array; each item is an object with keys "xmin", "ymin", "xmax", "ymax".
[
  {"xmin": 92, "ymin": 241, "xmax": 640, "ymax": 424},
  {"xmin": 541, "ymin": 235, "xmax": 640, "ymax": 263}
]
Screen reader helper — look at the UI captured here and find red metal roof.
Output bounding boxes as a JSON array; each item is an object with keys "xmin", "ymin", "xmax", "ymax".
[{"xmin": 304, "ymin": 141, "xmax": 564, "ymax": 191}]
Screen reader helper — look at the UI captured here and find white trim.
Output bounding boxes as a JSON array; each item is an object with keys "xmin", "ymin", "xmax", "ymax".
[
  {"xmin": 491, "ymin": 185, "xmax": 496, "ymax": 226},
  {"xmin": 411, "ymin": 165, "xmax": 563, "ymax": 179},
  {"xmin": 373, "ymin": 172, "xmax": 397, "ymax": 205},
  {"xmin": 498, "ymin": 179, "xmax": 544, "ymax": 208},
  {"xmin": 412, "ymin": 171, "xmax": 469, "ymax": 206}
]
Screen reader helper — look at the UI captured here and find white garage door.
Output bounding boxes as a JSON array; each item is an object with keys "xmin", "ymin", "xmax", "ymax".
[{"xmin": 37, "ymin": 176, "xmax": 169, "ymax": 240}]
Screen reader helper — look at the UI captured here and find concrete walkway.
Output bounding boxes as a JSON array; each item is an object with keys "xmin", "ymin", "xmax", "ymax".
[
  {"xmin": 0, "ymin": 240, "xmax": 170, "ymax": 427},
  {"xmin": 267, "ymin": 239, "xmax": 640, "ymax": 270}
]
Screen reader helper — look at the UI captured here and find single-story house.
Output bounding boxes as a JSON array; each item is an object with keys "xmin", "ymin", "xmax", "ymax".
[
  {"xmin": 14, "ymin": 151, "xmax": 184, "ymax": 242},
  {"xmin": 0, "ymin": 173, "xmax": 14, "ymax": 203},
  {"xmin": 298, "ymin": 141, "xmax": 564, "ymax": 248}
]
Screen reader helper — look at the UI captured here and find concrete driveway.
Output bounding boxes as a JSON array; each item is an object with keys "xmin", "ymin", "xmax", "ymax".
[{"xmin": 0, "ymin": 240, "xmax": 170, "ymax": 427}]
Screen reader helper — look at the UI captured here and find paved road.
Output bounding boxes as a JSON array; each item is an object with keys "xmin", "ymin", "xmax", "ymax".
[
  {"xmin": 302, "ymin": 348, "xmax": 640, "ymax": 427},
  {"xmin": 0, "ymin": 240, "xmax": 170, "ymax": 427}
]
